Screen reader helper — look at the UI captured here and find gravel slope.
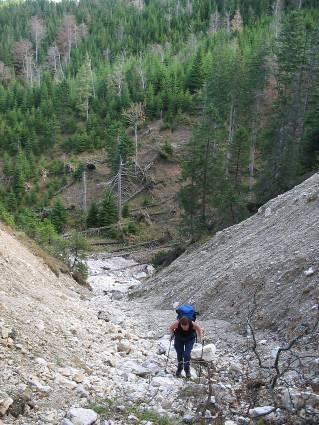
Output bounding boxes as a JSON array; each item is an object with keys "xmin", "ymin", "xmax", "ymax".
[{"xmin": 133, "ymin": 172, "xmax": 319, "ymax": 333}]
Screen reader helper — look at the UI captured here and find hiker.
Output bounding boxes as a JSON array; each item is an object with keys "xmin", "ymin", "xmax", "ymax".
[{"xmin": 169, "ymin": 316, "xmax": 204, "ymax": 378}]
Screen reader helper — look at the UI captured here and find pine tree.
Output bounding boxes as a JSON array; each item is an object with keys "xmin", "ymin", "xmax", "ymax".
[
  {"xmin": 86, "ymin": 202, "xmax": 100, "ymax": 228},
  {"xmin": 99, "ymin": 192, "xmax": 118, "ymax": 227},
  {"xmin": 185, "ymin": 48, "xmax": 204, "ymax": 94},
  {"xmin": 180, "ymin": 103, "xmax": 226, "ymax": 238},
  {"xmin": 259, "ymin": 11, "xmax": 317, "ymax": 201},
  {"xmin": 3, "ymin": 152, "xmax": 13, "ymax": 177},
  {"xmin": 50, "ymin": 199, "xmax": 67, "ymax": 233}
]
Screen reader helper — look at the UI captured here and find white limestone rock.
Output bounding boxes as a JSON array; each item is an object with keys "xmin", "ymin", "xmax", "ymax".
[
  {"xmin": 191, "ymin": 343, "xmax": 216, "ymax": 361},
  {"xmin": 264, "ymin": 207, "xmax": 272, "ymax": 217},
  {"xmin": 121, "ymin": 360, "xmax": 150, "ymax": 377},
  {"xmin": 117, "ymin": 341, "xmax": 132, "ymax": 354},
  {"xmin": 304, "ymin": 266, "xmax": 315, "ymax": 276},
  {"xmin": 151, "ymin": 376, "xmax": 177, "ymax": 387},
  {"xmin": 249, "ymin": 406, "xmax": 274, "ymax": 417},
  {"xmin": 28, "ymin": 375, "xmax": 51, "ymax": 394},
  {"xmin": 35, "ymin": 357, "xmax": 48, "ymax": 366},
  {"xmin": 68, "ymin": 407, "xmax": 98, "ymax": 425},
  {"xmin": 0, "ymin": 327, "xmax": 9, "ymax": 339}
]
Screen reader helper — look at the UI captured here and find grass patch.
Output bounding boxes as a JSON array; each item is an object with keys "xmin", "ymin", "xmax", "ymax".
[
  {"xmin": 15, "ymin": 231, "xmax": 69, "ymax": 277},
  {"xmin": 87, "ymin": 398, "xmax": 114, "ymax": 416},
  {"xmin": 87, "ymin": 399, "xmax": 180, "ymax": 424},
  {"xmin": 128, "ymin": 407, "xmax": 179, "ymax": 425}
]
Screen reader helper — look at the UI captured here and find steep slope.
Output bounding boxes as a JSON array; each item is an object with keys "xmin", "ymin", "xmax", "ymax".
[
  {"xmin": 134, "ymin": 172, "xmax": 319, "ymax": 332},
  {"xmin": 0, "ymin": 226, "xmax": 101, "ymax": 418},
  {"xmin": 0, "ymin": 224, "xmax": 204, "ymax": 425}
]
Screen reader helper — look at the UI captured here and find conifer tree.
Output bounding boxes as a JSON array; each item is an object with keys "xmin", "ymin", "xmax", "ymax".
[
  {"xmin": 258, "ymin": 11, "xmax": 317, "ymax": 201},
  {"xmin": 86, "ymin": 202, "xmax": 100, "ymax": 228},
  {"xmin": 99, "ymin": 192, "xmax": 118, "ymax": 227},
  {"xmin": 50, "ymin": 199, "xmax": 67, "ymax": 233},
  {"xmin": 185, "ymin": 48, "xmax": 204, "ymax": 94}
]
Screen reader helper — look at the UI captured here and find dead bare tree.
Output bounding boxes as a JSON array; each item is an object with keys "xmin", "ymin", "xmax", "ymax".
[
  {"xmin": 14, "ymin": 39, "xmax": 34, "ymax": 84},
  {"xmin": 192, "ymin": 359, "xmax": 224, "ymax": 424},
  {"xmin": 0, "ymin": 61, "xmax": 12, "ymax": 83},
  {"xmin": 122, "ymin": 102, "xmax": 146, "ymax": 170},
  {"xmin": 245, "ymin": 295, "xmax": 319, "ymax": 422},
  {"xmin": 30, "ymin": 16, "xmax": 46, "ymax": 64},
  {"xmin": 47, "ymin": 44, "xmax": 64, "ymax": 81},
  {"xmin": 108, "ymin": 60, "xmax": 125, "ymax": 97},
  {"xmin": 56, "ymin": 15, "xmax": 87, "ymax": 65}
]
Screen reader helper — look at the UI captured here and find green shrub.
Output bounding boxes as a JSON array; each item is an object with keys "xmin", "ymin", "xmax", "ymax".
[
  {"xmin": 123, "ymin": 221, "xmax": 138, "ymax": 235},
  {"xmin": 106, "ymin": 224, "xmax": 123, "ymax": 240},
  {"xmin": 72, "ymin": 262, "xmax": 89, "ymax": 285},
  {"xmin": 0, "ymin": 203, "xmax": 15, "ymax": 227},
  {"xmin": 160, "ymin": 139, "xmax": 173, "ymax": 159},
  {"xmin": 152, "ymin": 245, "xmax": 185, "ymax": 269},
  {"xmin": 48, "ymin": 159, "xmax": 64, "ymax": 175},
  {"xmin": 142, "ymin": 196, "xmax": 152, "ymax": 206}
]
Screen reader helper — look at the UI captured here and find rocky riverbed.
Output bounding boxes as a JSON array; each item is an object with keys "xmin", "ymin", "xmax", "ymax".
[
  {"xmin": 0, "ymin": 251, "xmax": 250, "ymax": 425},
  {"xmin": 1, "ymin": 227, "xmax": 318, "ymax": 425}
]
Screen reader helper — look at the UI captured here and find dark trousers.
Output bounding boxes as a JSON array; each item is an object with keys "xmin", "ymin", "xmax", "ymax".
[{"xmin": 174, "ymin": 335, "xmax": 195, "ymax": 372}]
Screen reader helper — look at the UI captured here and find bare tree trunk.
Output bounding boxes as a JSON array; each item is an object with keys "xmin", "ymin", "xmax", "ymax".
[
  {"xmin": 82, "ymin": 171, "xmax": 87, "ymax": 212},
  {"xmin": 26, "ymin": 55, "xmax": 33, "ymax": 85},
  {"xmin": 273, "ymin": 0, "xmax": 283, "ymax": 38},
  {"xmin": 234, "ymin": 144, "xmax": 241, "ymax": 189},
  {"xmin": 225, "ymin": 11, "xmax": 231, "ymax": 33},
  {"xmin": 201, "ymin": 138, "xmax": 210, "ymax": 222},
  {"xmin": 249, "ymin": 120, "xmax": 257, "ymax": 193},
  {"xmin": 167, "ymin": 6, "xmax": 171, "ymax": 31},
  {"xmin": 35, "ymin": 32, "xmax": 38, "ymax": 64},
  {"xmin": 225, "ymin": 101, "xmax": 235, "ymax": 176},
  {"xmin": 249, "ymin": 143, "xmax": 256, "ymax": 193},
  {"xmin": 85, "ymin": 96, "xmax": 89, "ymax": 121},
  {"xmin": 89, "ymin": 58, "xmax": 96, "ymax": 98},
  {"xmin": 67, "ymin": 26, "xmax": 72, "ymax": 63},
  {"xmin": 117, "ymin": 157, "xmax": 123, "ymax": 221},
  {"xmin": 58, "ymin": 51, "xmax": 64, "ymax": 79},
  {"xmin": 134, "ymin": 123, "xmax": 138, "ymax": 171}
]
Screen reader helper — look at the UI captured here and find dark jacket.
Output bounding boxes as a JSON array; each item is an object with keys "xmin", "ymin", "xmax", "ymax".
[{"xmin": 174, "ymin": 320, "xmax": 196, "ymax": 341}]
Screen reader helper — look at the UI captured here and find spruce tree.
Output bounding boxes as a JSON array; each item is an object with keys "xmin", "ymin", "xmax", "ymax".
[
  {"xmin": 99, "ymin": 192, "xmax": 118, "ymax": 227},
  {"xmin": 50, "ymin": 199, "xmax": 67, "ymax": 233},
  {"xmin": 86, "ymin": 202, "xmax": 100, "ymax": 228}
]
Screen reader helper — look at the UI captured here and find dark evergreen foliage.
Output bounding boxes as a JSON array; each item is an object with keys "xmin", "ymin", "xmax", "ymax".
[{"xmin": 0, "ymin": 0, "xmax": 317, "ymax": 242}]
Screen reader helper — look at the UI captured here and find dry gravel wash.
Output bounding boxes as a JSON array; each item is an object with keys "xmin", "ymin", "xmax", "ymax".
[
  {"xmin": 133, "ymin": 172, "xmax": 319, "ymax": 334},
  {"xmin": 0, "ymin": 227, "xmax": 250, "ymax": 425},
  {"xmin": 0, "ymin": 229, "xmax": 184, "ymax": 425}
]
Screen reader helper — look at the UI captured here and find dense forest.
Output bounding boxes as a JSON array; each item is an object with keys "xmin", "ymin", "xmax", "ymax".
[{"xmin": 0, "ymin": 0, "xmax": 318, "ymax": 269}]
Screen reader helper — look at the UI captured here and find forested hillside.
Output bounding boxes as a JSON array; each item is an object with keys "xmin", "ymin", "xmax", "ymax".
[{"xmin": 0, "ymin": 0, "xmax": 318, "ymax": 262}]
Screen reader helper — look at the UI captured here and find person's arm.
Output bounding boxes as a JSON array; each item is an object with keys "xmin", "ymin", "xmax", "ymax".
[
  {"xmin": 193, "ymin": 322, "xmax": 204, "ymax": 342},
  {"xmin": 169, "ymin": 320, "xmax": 179, "ymax": 337}
]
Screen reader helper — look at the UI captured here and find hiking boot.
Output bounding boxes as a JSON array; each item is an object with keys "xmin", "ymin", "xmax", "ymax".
[
  {"xmin": 175, "ymin": 367, "xmax": 183, "ymax": 377},
  {"xmin": 185, "ymin": 369, "xmax": 191, "ymax": 379}
]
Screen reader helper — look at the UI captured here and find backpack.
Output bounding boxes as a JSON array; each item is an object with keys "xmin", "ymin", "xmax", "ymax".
[{"xmin": 176, "ymin": 304, "xmax": 197, "ymax": 321}]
